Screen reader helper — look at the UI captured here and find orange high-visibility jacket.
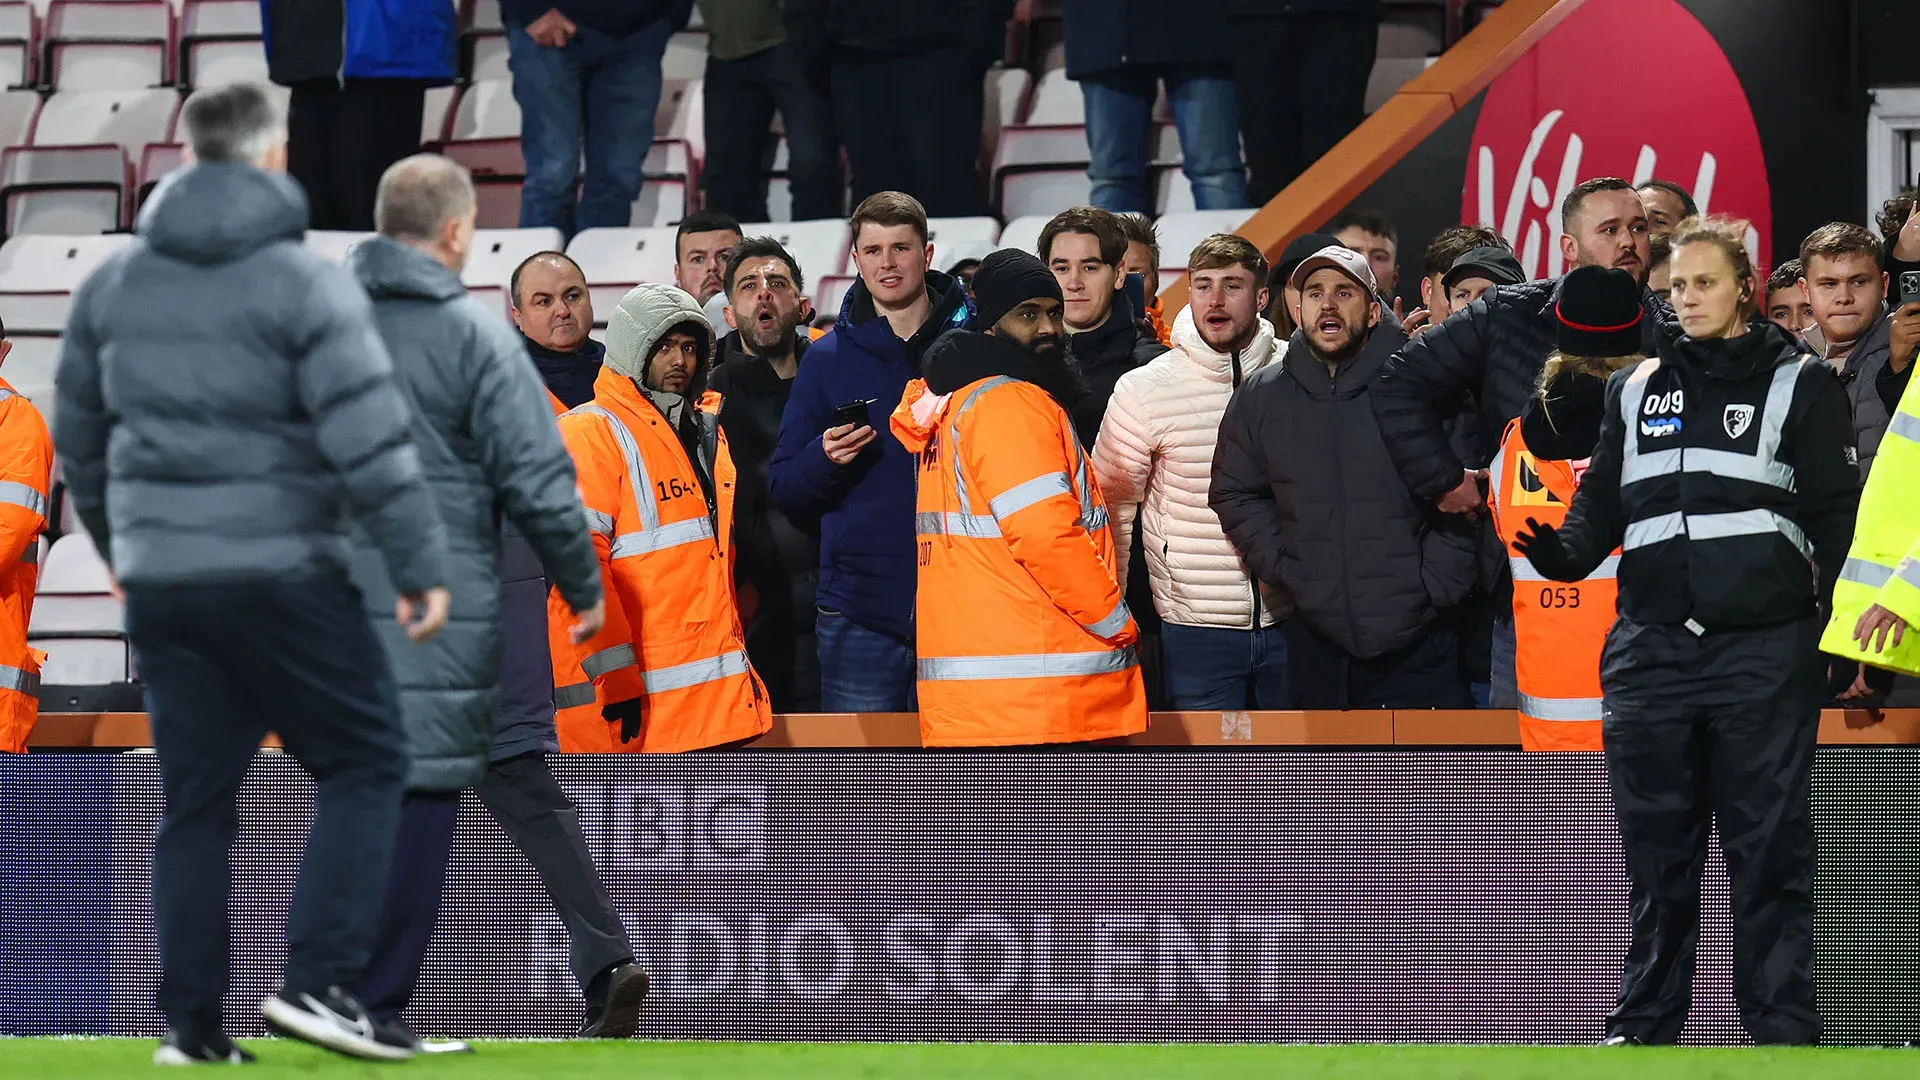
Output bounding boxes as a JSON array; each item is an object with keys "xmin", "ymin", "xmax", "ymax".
[
  {"xmin": 892, "ymin": 372, "xmax": 1148, "ymax": 747},
  {"xmin": 552, "ymin": 365, "xmax": 770, "ymax": 752},
  {"xmin": 0, "ymin": 377, "xmax": 50, "ymax": 752},
  {"xmin": 1487, "ymin": 418, "xmax": 1615, "ymax": 752}
]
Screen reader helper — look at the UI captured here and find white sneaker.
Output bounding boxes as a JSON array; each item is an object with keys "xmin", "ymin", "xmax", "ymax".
[{"xmin": 260, "ymin": 987, "xmax": 412, "ymax": 1061}]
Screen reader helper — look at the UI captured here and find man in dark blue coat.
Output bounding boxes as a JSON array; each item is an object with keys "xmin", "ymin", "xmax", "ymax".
[{"xmin": 770, "ymin": 192, "xmax": 971, "ymax": 711}]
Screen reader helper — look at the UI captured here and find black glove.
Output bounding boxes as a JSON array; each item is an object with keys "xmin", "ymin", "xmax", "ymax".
[
  {"xmin": 603, "ymin": 699, "xmax": 644, "ymax": 744},
  {"xmin": 1511, "ymin": 517, "xmax": 1578, "ymax": 582}
]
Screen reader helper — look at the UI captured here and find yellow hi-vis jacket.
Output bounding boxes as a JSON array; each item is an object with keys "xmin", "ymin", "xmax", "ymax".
[{"xmin": 1822, "ymin": 365, "xmax": 1920, "ymax": 674}]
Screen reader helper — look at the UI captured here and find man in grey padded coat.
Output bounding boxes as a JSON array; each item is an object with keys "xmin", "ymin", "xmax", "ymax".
[{"xmin": 341, "ymin": 155, "xmax": 652, "ymax": 1053}]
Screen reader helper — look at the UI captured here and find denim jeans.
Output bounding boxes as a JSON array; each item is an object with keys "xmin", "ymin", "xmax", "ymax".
[
  {"xmin": 1159, "ymin": 621, "xmax": 1292, "ymax": 710},
  {"xmin": 1080, "ymin": 64, "xmax": 1248, "ymax": 213},
  {"xmin": 1489, "ymin": 616, "xmax": 1518, "ymax": 708},
  {"xmin": 507, "ymin": 18, "xmax": 672, "ymax": 234},
  {"xmin": 816, "ymin": 609, "xmax": 917, "ymax": 712}
]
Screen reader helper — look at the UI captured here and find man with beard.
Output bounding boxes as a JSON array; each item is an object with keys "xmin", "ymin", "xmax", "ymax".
[
  {"xmin": 710, "ymin": 237, "xmax": 821, "ymax": 711},
  {"xmin": 673, "ymin": 210, "xmax": 744, "ymax": 307},
  {"xmin": 510, "ymin": 251, "xmax": 603, "ymax": 410},
  {"xmin": 891, "ymin": 248, "xmax": 1147, "ymax": 745},
  {"xmin": 1212, "ymin": 246, "xmax": 1477, "ymax": 707},
  {"xmin": 1372, "ymin": 177, "xmax": 1679, "ymax": 707}
]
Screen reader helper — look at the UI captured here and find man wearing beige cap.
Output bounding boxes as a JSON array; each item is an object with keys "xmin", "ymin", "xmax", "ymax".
[{"xmin": 1210, "ymin": 245, "xmax": 1478, "ymax": 708}]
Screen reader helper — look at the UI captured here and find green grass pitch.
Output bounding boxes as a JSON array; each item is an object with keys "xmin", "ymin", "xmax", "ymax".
[{"xmin": 2, "ymin": 1040, "xmax": 1917, "ymax": 1079}]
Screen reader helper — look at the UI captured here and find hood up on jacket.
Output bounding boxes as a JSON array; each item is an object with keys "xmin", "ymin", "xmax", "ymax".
[
  {"xmin": 137, "ymin": 162, "xmax": 308, "ymax": 266},
  {"xmin": 605, "ymin": 282, "xmax": 716, "ymax": 406},
  {"xmin": 1169, "ymin": 304, "xmax": 1279, "ymax": 382},
  {"xmin": 346, "ymin": 234, "xmax": 467, "ymax": 304},
  {"xmin": 892, "ymin": 329, "xmax": 1087, "ymax": 454}
]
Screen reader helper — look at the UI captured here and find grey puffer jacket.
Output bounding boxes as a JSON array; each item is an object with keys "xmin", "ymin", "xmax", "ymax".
[
  {"xmin": 54, "ymin": 163, "xmax": 446, "ymax": 597},
  {"xmin": 347, "ymin": 237, "xmax": 601, "ymax": 793},
  {"xmin": 1210, "ymin": 322, "xmax": 1479, "ymax": 659},
  {"xmin": 1833, "ymin": 310, "xmax": 1892, "ymax": 478}
]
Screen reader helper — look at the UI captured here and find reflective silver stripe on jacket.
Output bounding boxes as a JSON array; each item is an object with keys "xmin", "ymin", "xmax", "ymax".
[
  {"xmin": 918, "ymin": 647, "xmax": 1139, "ymax": 681},
  {"xmin": 1519, "ymin": 693, "xmax": 1603, "ymax": 722},
  {"xmin": 583, "ymin": 506, "xmax": 615, "ymax": 539},
  {"xmin": 571, "ymin": 404, "xmax": 661, "ymax": 532},
  {"xmin": 988, "ymin": 471, "xmax": 1071, "ymax": 521},
  {"xmin": 1840, "ymin": 556, "xmax": 1895, "ymax": 590},
  {"xmin": 1617, "ymin": 361, "xmax": 1803, "ymax": 491},
  {"xmin": 946, "ymin": 376, "xmax": 1016, "ymax": 529},
  {"xmin": 581, "ymin": 642, "xmax": 637, "ymax": 678},
  {"xmin": 1078, "ymin": 505, "xmax": 1109, "ymax": 532},
  {"xmin": 1900, "ymin": 557, "xmax": 1920, "ymax": 592},
  {"xmin": 640, "ymin": 649, "xmax": 751, "ymax": 694},
  {"xmin": 1890, "ymin": 410, "xmax": 1920, "ymax": 445},
  {"xmin": 0, "ymin": 662, "xmax": 39, "ymax": 698},
  {"xmin": 1083, "ymin": 598, "xmax": 1131, "ymax": 638},
  {"xmin": 610, "ymin": 517, "xmax": 715, "ymax": 558},
  {"xmin": 916, "ymin": 511, "xmax": 999, "ymax": 539},
  {"xmin": 1510, "ymin": 554, "xmax": 1620, "ymax": 583},
  {"xmin": 553, "ymin": 681, "xmax": 596, "ymax": 710},
  {"xmin": 1685, "ymin": 508, "xmax": 1811, "ymax": 558},
  {"xmin": 1622, "ymin": 511, "xmax": 1685, "ymax": 551},
  {"xmin": 0, "ymin": 480, "xmax": 46, "ymax": 517}
]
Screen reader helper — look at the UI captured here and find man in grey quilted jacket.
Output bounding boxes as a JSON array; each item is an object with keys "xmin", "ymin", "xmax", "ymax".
[
  {"xmin": 52, "ymin": 83, "xmax": 451, "ymax": 1064},
  {"xmin": 341, "ymin": 154, "xmax": 648, "ymax": 1051}
]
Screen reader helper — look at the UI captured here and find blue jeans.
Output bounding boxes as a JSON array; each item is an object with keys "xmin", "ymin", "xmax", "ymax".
[
  {"xmin": 507, "ymin": 19, "xmax": 672, "ymax": 234},
  {"xmin": 816, "ymin": 609, "xmax": 917, "ymax": 712},
  {"xmin": 1490, "ymin": 616, "xmax": 1518, "ymax": 709},
  {"xmin": 1080, "ymin": 64, "xmax": 1248, "ymax": 213},
  {"xmin": 1159, "ymin": 621, "xmax": 1291, "ymax": 710}
]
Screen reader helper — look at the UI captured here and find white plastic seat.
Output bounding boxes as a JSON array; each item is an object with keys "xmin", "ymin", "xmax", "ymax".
[
  {"xmin": 656, "ymin": 79, "xmax": 701, "ymax": 156},
  {"xmin": 463, "ymin": 226, "xmax": 563, "ymax": 296},
  {"xmin": 630, "ymin": 179, "xmax": 685, "ymax": 228},
  {"xmin": 997, "ymin": 168, "xmax": 1090, "ymax": 221},
  {"xmin": 449, "ymin": 78, "xmax": 519, "ymax": 141},
  {"xmin": 998, "ymin": 215, "xmax": 1051, "ymax": 260},
  {"xmin": 33, "ymin": 87, "xmax": 179, "ymax": 157},
  {"xmin": 993, "ymin": 124, "xmax": 1089, "ymax": 171},
  {"xmin": 467, "ymin": 0, "xmax": 501, "ymax": 33},
  {"xmin": 0, "ymin": 233, "xmax": 133, "ymax": 333},
  {"xmin": 739, "ymin": 219, "xmax": 846, "ymax": 300},
  {"xmin": 813, "ymin": 274, "xmax": 854, "ymax": 319},
  {"xmin": 179, "ymin": 0, "xmax": 261, "ymax": 88},
  {"xmin": 5, "ymin": 333, "xmax": 58, "ymax": 390},
  {"xmin": 1, "ymin": 144, "xmax": 125, "ymax": 234},
  {"xmin": 1365, "ymin": 56, "xmax": 1432, "ymax": 113},
  {"xmin": 765, "ymin": 176, "xmax": 790, "ymax": 223},
  {"xmin": 662, "ymin": 30, "xmax": 705, "ymax": 81},
  {"xmin": 0, "ymin": 2, "xmax": 33, "ymax": 88},
  {"xmin": 984, "ymin": 66, "xmax": 1031, "ymax": 143},
  {"xmin": 182, "ymin": 40, "xmax": 265, "ymax": 88},
  {"xmin": 46, "ymin": 0, "xmax": 172, "ymax": 89},
  {"xmin": 1154, "ymin": 210, "xmax": 1254, "ymax": 270},
  {"xmin": 1024, "ymin": 67, "xmax": 1081, "ymax": 125},
  {"xmin": 472, "ymin": 179, "xmax": 521, "ymax": 229},
  {"xmin": 567, "ymin": 225, "xmax": 678, "ymax": 327},
  {"xmin": 421, "ymin": 84, "xmax": 455, "ymax": 145},
  {"xmin": 469, "ymin": 31, "xmax": 507, "ymax": 81},
  {"xmin": 0, "ymin": 87, "xmax": 37, "ymax": 146},
  {"xmin": 304, "ymin": 230, "xmax": 374, "ymax": 264},
  {"xmin": 32, "ymin": 531, "xmax": 126, "ymax": 684},
  {"xmin": 1153, "ymin": 164, "xmax": 1193, "ymax": 215}
]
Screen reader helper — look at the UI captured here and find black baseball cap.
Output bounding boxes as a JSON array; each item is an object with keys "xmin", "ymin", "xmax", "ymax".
[{"xmin": 1442, "ymin": 246, "xmax": 1526, "ymax": 292}]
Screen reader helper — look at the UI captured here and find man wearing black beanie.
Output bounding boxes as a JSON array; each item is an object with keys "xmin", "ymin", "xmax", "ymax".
[{"xmin": 890, "ymin": 248, "xmax": 1150, "ymax": 746}]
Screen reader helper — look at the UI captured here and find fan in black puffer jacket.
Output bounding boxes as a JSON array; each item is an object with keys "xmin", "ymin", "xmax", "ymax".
[{"xmin": 1373, "ymin": 276, "xmax": 1680, "ymax": 501}]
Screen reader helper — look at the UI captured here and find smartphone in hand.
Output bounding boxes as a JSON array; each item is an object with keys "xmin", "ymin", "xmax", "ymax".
[{"xmin": 832, "ymin": 399, "xmax": 875, "ymax": 430}]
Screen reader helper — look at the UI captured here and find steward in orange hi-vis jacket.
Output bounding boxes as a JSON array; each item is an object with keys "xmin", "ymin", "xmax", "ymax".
[
  {"xmin": 891, "ymin": 249, "xmax": 1147, "ymax": 747},
  {"xmin": 0, "ymin": 360, "xmax": 50, "ymax": 753},
  {"xmin": 551, "ymin": 284, "xmax": 770, "ymax": 752}
]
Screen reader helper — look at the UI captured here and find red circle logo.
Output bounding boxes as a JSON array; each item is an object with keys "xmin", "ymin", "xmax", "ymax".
[{"xmin": 1463, "ymin": 0, "xmax": 1772, "ymax": 277}]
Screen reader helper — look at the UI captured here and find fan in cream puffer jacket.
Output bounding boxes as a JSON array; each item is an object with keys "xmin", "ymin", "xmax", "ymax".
[{"xmin": 1092, "ymin": 306, "xmax": 1294, "ymax": 630}]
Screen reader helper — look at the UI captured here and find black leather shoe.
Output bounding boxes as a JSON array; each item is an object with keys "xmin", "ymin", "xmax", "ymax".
[{"xmin": 580, "ymin": 962, "xmax": 649, "ymax": 1038}]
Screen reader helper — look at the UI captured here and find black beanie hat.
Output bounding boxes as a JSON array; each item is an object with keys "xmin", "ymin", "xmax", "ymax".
[
  {"xmin": 972, "ymin": 247, "xmax": 1062, "ymax": 329},
  {"xmin": 1555, "ymin": 265, "xmax": 1644, "ymax": 356}
]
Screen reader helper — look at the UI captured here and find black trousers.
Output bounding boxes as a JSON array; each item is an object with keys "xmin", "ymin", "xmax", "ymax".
[
  {"xmin": 702, "ymin": 41, "xmax": 841, "ymax": 222},
  {"xmin": 1600, "ymin": 617, "xmax": 1822, "ymax": 1046},
  {"xmin": 1288, "ymin": 616, "xmax": 1473, "ymax": 709},
  {"xmin": 128, "ymin": 572, "xmax": 408, "ymax": 1034},
  {"xmin": 829, "ymin": 45, "xmax": 985, "ymax": 217},
  {"xmin": 359, "ymin": 752, "xmax": 633, "ymax": 1020},
  {"xmin": 1228, "ymin": 14, "xmax": 1378, "ymax": 206},
  {"xmin": 285, "ymin": 77, "xmax": 429, "ymax": 232}
]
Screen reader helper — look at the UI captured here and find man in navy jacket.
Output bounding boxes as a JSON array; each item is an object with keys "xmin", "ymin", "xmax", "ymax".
[{"xmin": 769, "ymin": 192, "xmax": 972, "ymax": 711}]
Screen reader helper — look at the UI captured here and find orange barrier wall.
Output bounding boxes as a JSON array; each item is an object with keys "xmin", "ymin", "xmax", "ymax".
[
  {"xmin": 1157, "ymin": 0, "xmax": 1591, "ymax": 316},
  {"xmin": 25, "ymin": 708, "xmax": 1920, "ymax": 749}
]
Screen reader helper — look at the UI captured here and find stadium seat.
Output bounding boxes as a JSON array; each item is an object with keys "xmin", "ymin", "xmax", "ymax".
[
  {"xmin": 812, "ymin": 273, "xmax": 853, "ymax": 321},
  {"xmin": 136, "ymin": 140, "xmax": 181, "ymax": 205},
  {"xmin": 31, "ymin": 530, "xmax": 137, "ymax": 711},
  {"xmin": 663, "ymin": 29, "xmax": 705, "ymax": 81},
  {"xmin": 985, "ymin": 66, "xmax": 1031, "ymax": 140},
  {"xmin": 567, "ymin": 225, "xmax": 678, "ymax": 326},
  {"xmin": 1154, "ymin": 210, "xmax": 1254, "ymax": 269},
  {"xmin": 304, "ymin": 230, "xmax": 373, "ymax": 264},
  {"xmin": 998, "ymin": 214, "xmax": 1050, "ymax": 259},
  {"xmin": 656, "ymin": 78, "xmax": 701, "ymax": 157},
  {"xmin": 1153, "ymin": 164, "xmax": 1192, "ymax": 215},
  {"xmin": 44, "ymin": 0, "xmax": 172, "ymax": 90},
  {"xmin": 469, "ymin": 31, "xmax": 506, "ymax": 81},
  {"xmin": 1365, "ymin": 56, "xmax": 1432, "ymax": 113},
  {"xmin": 33, "ymin": 87, "xmax": 179, "ymax": 157},
  {"xmin": 994, "ymin": 124, "xmax": 1089, "ymax": 173},
  {"xmin": 466, "ymin": 0, "xmax": 502, "ymax": 32},
  {"xmin": 997, "ymin": 167, "xmax": 1090, "ymax": 221},
  {"xmin": 0, "ymin": 2, "xmax": 34, "ymax": 89},
  {"xmin": 0, "ymin": 87, "xmax": 40, "ymax": 150},
  {"xmin": 0, "ymin": 233, "xmax": 132, "ymax": 333},
  {"xmin": 766, "ymin": 175, "xmax": 790, "ymax": 223},
  {"xmin": 462, "ymin": 226, "xmax": 564, "ymax": 312},
  {"xmin": 630, "ymin": 179, "xmax": 684, "ymax": 228},
  {"xmin": 741, "ymin": 219, "xmax": 846, "ymax": 303},
  {"xmin": 1024, "ymin": 67, "xmax": 1080, "ymax": 125},
  {"xmin": 0, "ymin": 143, "xmax": 126, "ymax": 235},
  {"xmin": 443, "ymin": 79, "xmax": 526, "ymax": 227},
  {"xmin": 178, "ymin": 0, "xmax": 263, "ymax": 89},
  {"xmin": 6, "ymin": 332, "xmax": 56, "ymax": 428},
  {"xmin": 421, "ymin": 84, "xmax": 455, "ymax": 145}
]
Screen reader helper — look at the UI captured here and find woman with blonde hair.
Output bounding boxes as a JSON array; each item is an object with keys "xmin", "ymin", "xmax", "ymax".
[{"xmin": 1511, "ymin": 215, "xmax": 1865, "ymax": 1046}]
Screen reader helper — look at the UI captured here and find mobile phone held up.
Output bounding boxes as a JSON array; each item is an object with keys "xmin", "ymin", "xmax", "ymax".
[
  {"xmin": 1901, "ymin": 270, "xmax": 1920, "ymax": 305},
  {"xmin": 833, "ymin": 399, "xmax": 875, "ymax": 431}
]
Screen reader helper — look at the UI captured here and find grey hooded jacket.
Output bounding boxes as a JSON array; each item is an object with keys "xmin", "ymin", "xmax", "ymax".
[
  {"xmin": 1834, "ymin": 311, "xmax": 1892, "ymax": 478},
  {"xmin": 347, "ymin": 236, "xmax": 603, "ymax": 792},
  {"xmin": 54, "ymin": 162, "xmax": 446, "ymax": 598}
]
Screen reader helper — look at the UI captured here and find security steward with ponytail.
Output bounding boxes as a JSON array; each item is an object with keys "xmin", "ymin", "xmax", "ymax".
[
  {"xmin": 1511, "ymin": 216, "xmax": 1862, "ymax": 1046},
  {"xmin": 1488, "ymin": 266, "xmax": 1645, "ymax": 751},
  {"xmin": 891, "ymin": 248, "xmax": 1148, "ymax": 746}
]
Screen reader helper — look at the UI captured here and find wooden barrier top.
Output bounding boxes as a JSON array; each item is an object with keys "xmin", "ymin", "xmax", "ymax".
[{"xmin": 23, "ymin": 709, "xmax": 1920, "ymax": 750}]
